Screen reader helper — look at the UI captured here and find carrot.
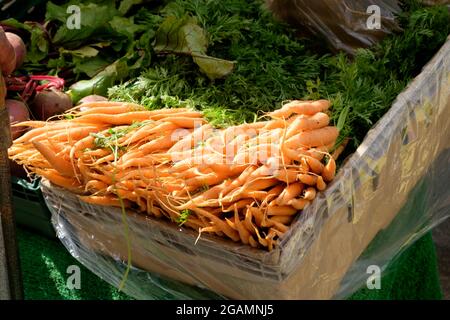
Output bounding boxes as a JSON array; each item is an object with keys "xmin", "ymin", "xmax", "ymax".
[
  {"xmin": 224, "ymin": 199, "xmax": 254, "ymax": 212},
  {"xmin": 77, "ymin": 104, "xmax": 146, "ymax": 116},
  {"xmin": 116, "ymin": 168, "xmax": 170, "ymax": 180},
  {"xmin": 242, "ymin": 190, "xmax": 268, "ymax": 201},
  {"xmin": 77, "ymin": 101, "xmax": 137, "ymax": 110},
  {"xmin": 82, "ymin": 148, "xmax": 110, "ymax": 157},
  {"xmin": 85, "ymin": 180, "xmax": 108, "ymax": 193},
  {"xmin": 268, "ymin": 100, "xmax": 330, "ymax": 118},
  {"xmin": 316, "ymin": 176, "xmax": 327, "ymax": 191},
  {"xmin": 286, "ymin": 112, "xmax": 330, "ymax": 138},
  {"xmin": 149, "ymin": 111, "xmax": 203, "ymax": 120},
  {"xmin": 266, "ymin": 205, "xmax": 297, "ymax": 216},
  {"xmin": 120, "ymin": 122, "xmax": 176, "ymax": 145},
  {"xmin": 281, "ymin": 146, "xmax": 317, "ymax": 162},
  {"xmin": 243, "ymin": 177, "xmax": 279, "ymax": 192},
  {"xmin": 285, "ymin": 126, "xmax": 339, "ymax": 148},
  {"xmin": 9, "ymin": 99, "xmax": 340, "ymax": 251},
  {"xmin": 35, "ymin": 168, "xmax": 82, "ymax": 191},
  {"xmin": 308, "ymin": 147, "xmax": 326, "ymax": 160},
  {"xmin": 269, "ymin": 215, "xmax": 293, "ymax": 225},
  {"xmin": 43, "ymin": 126, "xmax": 102, "ymax": 143},
  {"xmin": 14, "ymin": 122, "xmax": 84, "ymax": 144},
  {"xmin": 303, "ymin": 187, "xmax": 316, "ymax": 200},
  {"xmin": 170, "ymin": 152, "xmax": 222, "ymax": 171},
  {"xmin": 269, "ymin": 221, "xmax": 289, "ymax": 233},
  {"xmin": 304, "ymin": 156, "xmax": 324, "ymax": 174},
  {"xmin": 275, "ymin": 182, "xmax": 303, "ymax": 205},
  {"xmin": 71, "ymin": 112, "xmax": 159, "ymax": 125},
  {"xmin": 273, "ymin": 169, "xmax": 298, "ymax": 184},
  {"xmin": 322, "ymin": 157, "xmax": 336, "ymax": 182},
  {"xmin": 164, "ymin": 116, "xmax": 206, "ymax": 128},
  {"xmin": 219, "ymin": 165, "xmax": 257, "ymax": 197},
  {"xmin": 147, "ymin": 205, "xmax": 163, "ymax": 218},
  {"xmin": 138, "ymin": 135, "xmax": 177, "ymax": 154},
  {"xmin": 78, "ymin": 195, "xmax": 130, "ymax": 207},
  {"xmin": 225, "ymin": 217, "xmax": 237, "ymax": 230},
  {"xmin": 192, "ymin": 207, "xmax": 240, "ymax": 242},
  {"xmin": 10, "ymin": 120, "xmax": 47, "ymax": 128},
  {"xmin": 233, "ymin": 205, "xmax": 251, "ymax": 244},
  {"xmin": 32, "ymin": 140, "xmax": 75, "ymax": 177},
  {"xmin": 169, "ymin": 124, "xmax": 213, "ymax": 153},
  {"xmin": 70, "ymin": 135, "xmax": 95, "ymax": 160},
  {"xmin": 233, "ymin": 143, "xmax": 281, "ymax": 165},
  {"xmin": 262, "ymin": 116, "xmax": 299, "ymax": 130},
  {"xmin": 242, "ymin": 207, "xmax": 258, "ymax": 232},
  {"xmin": 297, "ymin": 173, "xmax": 317, "ymax": 186},
  {"xmin": 184, "ymin": 172, "xmax": 227, "ymax": 189},
  {"xmin": 300, "ymin": 157, "xmax": 310, "ymax": 173},
  {"xmin": 185, "ymin": 182, "xmax": 230, "ymax": 207},
  {"xmin": 288, "ymin": 198, "xmax": 310, "ymax": 210},
  {"xmin": 248, "ymin": 235, "xmax": 259, "ymax": 248},
  {"xmin": 117, "ymin": 156, "xmax": 159, "ymax": 170}
]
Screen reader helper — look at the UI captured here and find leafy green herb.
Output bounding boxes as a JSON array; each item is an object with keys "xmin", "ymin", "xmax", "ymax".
[
  {"xmin": 90, "ymin": 121, "xmax": 147, "ymax": 157},
  {"xmin": 176, "ymin": 209, "xmax": 192, "ymax": 226}
]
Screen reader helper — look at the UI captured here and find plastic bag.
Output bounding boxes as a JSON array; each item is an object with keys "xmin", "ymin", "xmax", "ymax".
[
  {"xmin": 266, "ymin": 0, "xmax": 402, "ymax": 54},
  {"xmin": 43, "ymin": 37, "xmax": 450, "ymax": 299}
]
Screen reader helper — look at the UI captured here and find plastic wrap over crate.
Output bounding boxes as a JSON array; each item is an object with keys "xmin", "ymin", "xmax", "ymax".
[
  {"xmin": 266, "ymin": 0, "xmax": 401, "ymax": 54},
  {"xmin": 42, "ymin": 37, "xmax": 450, "ymax": 300}
]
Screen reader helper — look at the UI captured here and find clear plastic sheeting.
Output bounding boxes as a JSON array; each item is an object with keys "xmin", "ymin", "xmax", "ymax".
[
  {"xmin": 43, "ymin": 37, "xmax": 450, "ymax": 300},
  {"xmin": 266, "ymin": 0, "xmax": 401, "ymax": 54}
]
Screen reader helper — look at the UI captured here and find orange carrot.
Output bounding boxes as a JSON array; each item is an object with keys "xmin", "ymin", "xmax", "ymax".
[
  {"xmin": 316, "ymin": 176, "xmax": 327, "ymax": 191},
  {"xmin": 322, "ymin": 157, "xmax": 336, "ymax": 182},
  {"xmin": 138, "ymin": 135, "xmax": 177, "ymax": 154},
  {"xmin": 286, "ymin": 126, "xmax": 339, "ymax": 148},
  {"xmin": 286, "ymin": 112, "xmax": 330, "ymax": 138},
  {"xmin": 273, "ymin": 169, "xmax": 298, "ymax": 184},
  {"xmin": 288, "ymin": 198, "xmax": 310, "ymax": 210},
  {"xmin": 276, "ymin": 182, "xmax": 303, "ymax": 205},
  {"xmin": 297, "ymin": 173, "xmax": 317, "ymax": 186},
  {"xmin": 78, "ymin": 195, "xmax": 130, "ymax": 207},
  {"xmin": 268, "ymin": 100, "xmax": 330, "ymax": 118},
  {"xmin": 303, "ymin": 187, "xmax": 316, "ymax": 200},
  {"xmin": 70, "ymin": 135, "xmax": 95, "ymax": 160},
  {"xmin": 266, "ymin": 205, "xmax": 297, "ymax": 216},
  {"xmin": 77, "ymin": 104, "xmax": 146, "ymax": 116},
  {"xmin": 35, "ymin": 168, "xmax": 82, "ymax": 191},
  {"xmin": 233, "ymin": 205, "xmax": 251, "ymax": 244},
  {"xmin": 32, "ymin": 140, "xmax": 75, "ymax": 177}
]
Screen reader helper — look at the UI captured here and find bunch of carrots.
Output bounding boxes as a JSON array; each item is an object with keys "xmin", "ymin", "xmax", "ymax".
[{"xmin": 9, "ymin": 99, "xmax": 342, "ymax": 250}]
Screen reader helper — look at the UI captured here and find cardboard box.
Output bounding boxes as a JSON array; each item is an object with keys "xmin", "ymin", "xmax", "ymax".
[{"xmin": 42, "ymin": 37, "xmax": 450, "ymax": 299}]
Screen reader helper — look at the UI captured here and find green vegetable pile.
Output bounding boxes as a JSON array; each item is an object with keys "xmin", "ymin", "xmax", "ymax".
[{"xmin": 2, "ymin": 0, "xmax": 449, "ymax": 155}]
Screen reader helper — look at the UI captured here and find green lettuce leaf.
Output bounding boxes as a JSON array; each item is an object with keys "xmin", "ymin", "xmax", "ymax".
[
  {"xmin": 154, "ymin": 15, "xmax": 235, "ymax": 80},
  {"xmin": 46, "ymin": 1, "xmax": 120, "ymax": 48}
]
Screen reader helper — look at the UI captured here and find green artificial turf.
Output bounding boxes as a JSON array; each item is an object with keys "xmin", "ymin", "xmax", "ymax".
[{"xmin": 17, "ymin": 227, "xmax": 441, "ymax": 300}]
